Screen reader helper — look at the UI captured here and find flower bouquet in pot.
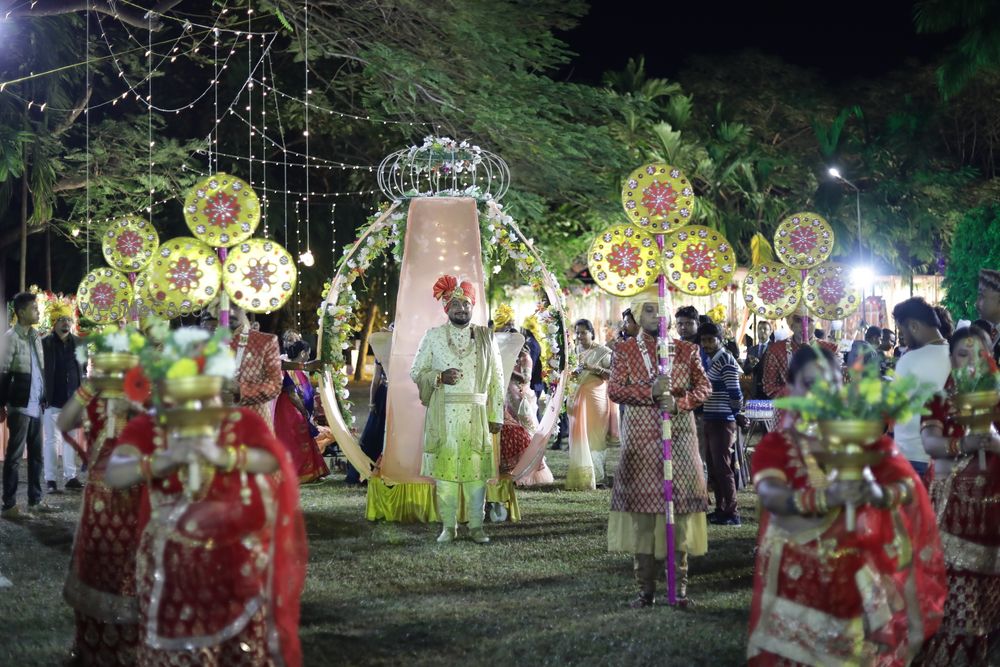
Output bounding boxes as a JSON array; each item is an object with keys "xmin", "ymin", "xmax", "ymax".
[
  {"xmin": 950, "ymin": 344, "xmax": 1000, "ymax": 469},
  {"xmin": 138, "ymin": 325, "xmax": 236, "ymax": 497},
  {"xmin": 776, "ymin": 359, "xmax": 937, "ymax": 529}
]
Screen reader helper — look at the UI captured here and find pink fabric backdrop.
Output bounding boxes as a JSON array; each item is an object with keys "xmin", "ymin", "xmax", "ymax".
[{"xmin": 382, "ymin": 198, "xmax": 487, "ymax": 483}]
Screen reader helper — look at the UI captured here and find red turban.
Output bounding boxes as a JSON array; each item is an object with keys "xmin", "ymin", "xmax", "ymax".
[{"xmin": 433, "ymin": 275, "xmax": 476, "ymax": 311}]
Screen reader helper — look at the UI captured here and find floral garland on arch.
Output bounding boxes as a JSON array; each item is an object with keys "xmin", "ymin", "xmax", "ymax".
[{"xmin": 318, "ymin": 199, "xmax": 568, "ymax": 429}]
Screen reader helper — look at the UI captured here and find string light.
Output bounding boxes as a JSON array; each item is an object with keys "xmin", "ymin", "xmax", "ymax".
[
  {"xmin": 301, "ymin": 0, "xmax": 312, "ymax": 288},
  {"xmin": 254, "ymin": 78, "xmax": 433, "ymax": 129},
  {"xmin": 85, "ymin": 0, "xmax": 91, "ymax": 273}
]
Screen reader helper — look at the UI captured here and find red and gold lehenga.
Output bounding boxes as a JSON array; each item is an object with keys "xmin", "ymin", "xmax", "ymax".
[
  {"xmin": 918, "ymin": 383, "xmax": 1000, "ymax": 665},
  {"xmin": 64, "ymin": 388, "xmax": 147, "ymax": 666},
  {"xmin": 115, "ymin": 408, "xmax": 307, "ymax": 667},
  {"xmin": 273, "ymin": 369, "xmax": 330, "ymax": 483},
  {"xmin": 748, "ymin": 431, "xmax": 946, "ymax": 666}
]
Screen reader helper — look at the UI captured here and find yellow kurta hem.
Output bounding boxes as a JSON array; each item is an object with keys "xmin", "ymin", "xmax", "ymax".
[{"xmin": 607, "ymin": 510, "xmax": 708, "ymax": 559}]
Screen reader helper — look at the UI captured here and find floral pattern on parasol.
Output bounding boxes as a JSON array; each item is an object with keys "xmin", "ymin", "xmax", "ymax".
[
  {"xmin": 803, "ymin": 263, "xmax": 860, "ymax": 320},
  {"xmin": 101, "ymin": 216, "xmax": 159, "ymax": 272},
  {"xmin": 76, "ymin": 268, "xmax": 133, "ymax": 324},
  {"xmin": 662, "ymin": 225, "xmax": 735, "ymax": 296},
  {"xmin": 144, "ymin": 237, "xmax": 221, "ymax": 317},
  {"xmin": 773, "ymin": 212, "xmax": 833, "ymax": 269},
  {"xmin": 587, "ymin": 223, "xmax": 659, "ymax": 296},
  {"xmin": 183, "ymin": 173, "xmax": 260, "ymax": 247},
  {"xmin": 223, "ymin": 238, "xmax": 297, "ymax": 313},
  {"xmin": 742, "ymin": 262, "xmax": 802, "ymax": 319},
  {"xmin": 620, "ymin": 163, "xmax": 695, "ymax": 232}
]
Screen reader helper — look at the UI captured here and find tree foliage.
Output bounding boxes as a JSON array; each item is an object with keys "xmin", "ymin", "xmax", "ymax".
[{"xmin": 943, "ymin": 205, "xmax": 1000, "ymax": 320}]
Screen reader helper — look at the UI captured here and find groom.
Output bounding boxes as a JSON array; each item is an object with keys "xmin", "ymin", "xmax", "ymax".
[{"xmin": 410, "ymin": 275, "xmax": 504, "ymax": 544}]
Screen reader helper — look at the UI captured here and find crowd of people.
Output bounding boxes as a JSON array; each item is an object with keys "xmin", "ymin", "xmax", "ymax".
[{"xmin": 3, "ymin": 266, "xmax": 1000, "ymax": 665}]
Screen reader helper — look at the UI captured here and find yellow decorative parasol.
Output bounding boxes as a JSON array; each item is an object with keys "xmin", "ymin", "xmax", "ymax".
[
  {"xmin": 803, "ymin": 262, "xmax": 861, "ymax": 320},
  {"xmin": 586, "ymin": 222, "xmax": 660, "ymax": 296},
  {"xmin": 77, "ymin": 268, "xmax": 134, "ymax": 323},
  {"xmin": 742, "ymin": 261, "xmax": 803, "ymax": 320},
  {"xmin": 183, "ymin": 173, "xmax": 260, "ymax": 248},
  {"xmin": 141, "ymin": 237, "xmax": 222, "ymax": 318},
  {"xmin": 101, "ymin": 216, "xmax": 159, "ymax": 273},
  {"xmin": 620, "ymin": 163, "xmax": 695, "ymax": 232},
  {"xmin": 773, "ymin": 211, "xmax": 834, "ymax": 270},
  {"xmin": 223, "ymin": 238, "xmax": 297, "ymax": 313},
  {"xmin": 661, "ymin": 225, "xmax": 736, "ymax": 296}
]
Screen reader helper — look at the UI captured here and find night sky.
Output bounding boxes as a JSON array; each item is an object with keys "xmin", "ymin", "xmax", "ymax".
[{"xmin": 562, "ymin": 0, "xmax": 951, "ymax": 83}]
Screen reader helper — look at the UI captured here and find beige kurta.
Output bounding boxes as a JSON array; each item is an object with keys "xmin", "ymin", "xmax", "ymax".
[{"xmin": 410, "ymin": 323, "xmax": 504, "ymax": 482}]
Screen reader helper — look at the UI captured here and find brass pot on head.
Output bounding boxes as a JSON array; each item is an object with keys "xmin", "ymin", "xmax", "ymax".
[{"xmin": 815, "ymin": 419, "xmax": 886, "ymax": 531}]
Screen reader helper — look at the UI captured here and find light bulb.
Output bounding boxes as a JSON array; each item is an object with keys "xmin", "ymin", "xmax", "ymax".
[
  {"xmin": 828, "ymin": 167, "xmax": 841, "ymax": 179},
  {"xmin": 299, "ymin": 250, "xmax": 315, "ymax": 267},
  {"xmin": 850, "ymin": 265, "xmax": 874, "ymax": 287}
]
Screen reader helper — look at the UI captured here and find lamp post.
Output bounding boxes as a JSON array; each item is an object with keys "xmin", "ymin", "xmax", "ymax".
[{"xmin": 829, "ymin": 167, "xmax": 870, "ymax": 318}]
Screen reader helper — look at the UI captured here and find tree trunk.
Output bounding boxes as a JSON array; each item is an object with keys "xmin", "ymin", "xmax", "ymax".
[
  {"xmin": 354, "ymin": 302, "xmax": 379, "ymax": 382},
  {"xmin": 19, "ymin": 171, "xmax": 28, "ymax": 292},
  {"xmin": 45, "ymin": 224, "xmax": 52, "ymax": 291}
]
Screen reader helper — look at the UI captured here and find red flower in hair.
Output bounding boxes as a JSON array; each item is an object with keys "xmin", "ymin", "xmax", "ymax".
[{"xmin": 124, "ymin": 366, "xmax": 151, "ymax": 403}]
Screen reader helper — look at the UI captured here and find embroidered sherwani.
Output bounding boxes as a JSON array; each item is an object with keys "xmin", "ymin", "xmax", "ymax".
[
  {"xmin": 232, "ymin": 329, "xmax": 282, "ymax": 431},
  {"xmin": 607, "ymin": 334, "xmax": 711, "ymax": 558},
  {"xmin": 410, "ymin": 323, "xmax": 504, "ymax": 483}
]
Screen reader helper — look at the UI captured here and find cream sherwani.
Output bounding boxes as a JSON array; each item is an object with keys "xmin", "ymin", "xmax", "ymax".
[{"xmin": 410, "ymin": 323, "xmax": 503, "ymax": 530}]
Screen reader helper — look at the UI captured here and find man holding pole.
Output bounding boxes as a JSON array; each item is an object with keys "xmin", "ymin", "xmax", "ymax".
[{"xmin": 607, "ymin": 290, "xmax": 711, "ymax": 608}]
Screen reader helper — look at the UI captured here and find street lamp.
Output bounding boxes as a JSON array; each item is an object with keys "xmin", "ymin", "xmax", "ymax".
[{"xmin": 829, "ymin": 165, "xmax": 867, "ymax": 271}]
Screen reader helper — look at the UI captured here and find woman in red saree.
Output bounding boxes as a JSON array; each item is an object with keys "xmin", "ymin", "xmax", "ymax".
[
  {"xmin": 748, "ymin": 345, "xmax": 946, "ymax": 666},
  {"xmin": 58, "ymin": 377, "xmax": 147, "ymax": 666},
  {"xmin": 273, "ymin": 341, "xmax": 329, "ymax": 483},
  {"xmin": 106, "ymin": 405, "xmax": 307, "ymax": 667},
  {"xmin": 917, "ymin": 325, "xmax": 1000, "ymax": 665}
]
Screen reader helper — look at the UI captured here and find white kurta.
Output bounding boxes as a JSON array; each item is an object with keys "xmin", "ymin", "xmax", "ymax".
[{"xmin": 410, "ymin": 323, "xmax": 504, "ymax": 482}]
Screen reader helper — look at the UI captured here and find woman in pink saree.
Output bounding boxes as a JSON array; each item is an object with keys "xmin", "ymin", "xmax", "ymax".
[{"xmin": 567, "ymin": 319, "xmax": 613, "ymax": 490}]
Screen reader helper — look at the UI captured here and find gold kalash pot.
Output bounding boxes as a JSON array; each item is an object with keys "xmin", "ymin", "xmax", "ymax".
[
  {"xmin": 160, "ymin": 375, "xmax": 229, "ymax": 498},
  {"xmin": 90, "ymin": 352, "xmax": 139, "ymax": 398},
  {"xmin": 814, "ymin": 419, "xmax": 886, "ymax": 531},
  {"xmin": 953, "ymin": 389, "xmax": 1000, "ymax": 469}
]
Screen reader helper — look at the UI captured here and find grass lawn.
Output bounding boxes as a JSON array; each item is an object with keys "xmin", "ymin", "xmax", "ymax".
[{"xmin": 0, "ymin": 446, "xmax": 759, "ymax": 666}]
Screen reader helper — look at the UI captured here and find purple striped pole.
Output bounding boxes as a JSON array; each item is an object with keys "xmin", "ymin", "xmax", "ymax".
[
  {"xmin": 218, "ymin": 248, "xmax": 230, "ymax": 328},
  {"xmin": 656, "ymin": 234, "xmax": 677, "ymax": 605}
]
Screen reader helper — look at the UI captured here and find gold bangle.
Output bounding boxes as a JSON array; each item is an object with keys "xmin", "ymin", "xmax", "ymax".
[
  {"xmin": 222, "ymin": 446, "xmax": 238, "ymax": 473},
  {"xmin": 816, "ymin": 488, "xmax": 829, "ymax": 514},
  {"xmin": 236, "ymin": 445, "xmax": 249, "ymax": 471},
  {"xmin": 948, "ymin": 437, "xmax": 962, "ymax": 458},
  {"xmin": 792, "ymin": 489, "xmax": 807, "ymax": 515},
  {"xmin": 138, "ymin": 454, "xmax": 153, "ymax": 483}
]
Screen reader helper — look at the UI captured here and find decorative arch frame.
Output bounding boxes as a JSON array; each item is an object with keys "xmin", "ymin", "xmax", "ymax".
[{"xmin": 316, "ymin": 198, "xmax": 571, "ymax": 484}]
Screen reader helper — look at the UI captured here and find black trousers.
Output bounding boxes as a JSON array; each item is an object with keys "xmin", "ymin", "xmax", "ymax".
[{"xmin": 3, "ymin": 411, "xmax": 43, "ymax": 509}]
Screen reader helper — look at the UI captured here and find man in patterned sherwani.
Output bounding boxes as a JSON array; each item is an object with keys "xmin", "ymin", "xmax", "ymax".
[
  {"xmin": 227, "ymin": 304, "xmax": 283, "ymax": 432},
  {"xmin": 607, "ymin": 292, "xmax": 711, "ymax": 608},
  {"xmin": 410, "ymin": 275, "xmax": 504, "ymax": 545}
]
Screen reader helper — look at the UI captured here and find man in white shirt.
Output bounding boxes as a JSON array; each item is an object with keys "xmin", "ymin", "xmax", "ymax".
[{"xmin": 891, "ymin": 297, "xmax": 953, "ymax": 477}]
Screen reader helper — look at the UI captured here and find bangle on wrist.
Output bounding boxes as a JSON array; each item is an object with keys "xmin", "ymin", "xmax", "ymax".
[
  {"xmin": 236, "ymin": 445, "xmax": 249, "ymax": 471},
  {"xmin": 948, "ymin": 436, "xmax": 962, "ymax": 458},
  {"xmin": 139, "ymin": 454, "xmax": 153, "ymax": 483},
  {"xmin": 222, "ymin": 445, "xmax": 238, "ymax": 473}
]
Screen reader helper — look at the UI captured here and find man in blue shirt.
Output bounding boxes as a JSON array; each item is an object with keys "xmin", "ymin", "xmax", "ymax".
[{"xmin": 698, "ymin": 322, "xmax": 743, "ymax": 526}]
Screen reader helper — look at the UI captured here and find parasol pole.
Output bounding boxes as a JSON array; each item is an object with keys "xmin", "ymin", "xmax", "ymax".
[
  {"xmin": 218, "ymin": 248, "xmax": 230, "ymax": 328},
  {"xmin": 656, "ymin": 234, "xmax": 678, "ymax": 605}
]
